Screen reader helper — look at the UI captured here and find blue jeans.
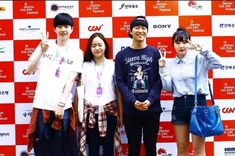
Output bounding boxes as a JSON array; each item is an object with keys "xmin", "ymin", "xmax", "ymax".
[{"xmin": 36, "ymin": 109, "xmax": 70, "ymax": 139}]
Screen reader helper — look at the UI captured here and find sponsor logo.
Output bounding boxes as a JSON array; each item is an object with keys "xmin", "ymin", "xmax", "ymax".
[
  {"xmin": 51, "ymin": 4, "xmax": 74, "ymax": 11},
  {"xmin": 19, "ymin": 25, "xmax": 40, "ymax": 33},
  {"xmin": 161, "ymin": 107, "xmax": 171, "ymax": 117},
  {"xmin": 88, "ymin": 24, "xmax": 104, "ymax": 31},
  {"xmin": 188, "ymin": 0, "xmax": 202, "ymax": 10},
  {"xmin": 221, "ymin": 65, "xmax": 235, "ymax": 70},
  {"xmin": 224, "ymin": 147, "xmax": 235, "ymax": 155},
  {"xmin": 220, "ymin": 23, "xmax": 235, "ymax": 28},
  {"xmin": 153, "ymin": 24, "xmax": 171, "ymax": 29},
  {"xmin": 22, "ymin": 110, "xmax": 32, "ymax": 117},
  {"xmin": 119, "ymin": 3, "xmax": 138, "ymax": 10},
  {"xmin": 0, "ymin": 133, "xmax": 9, "ymax": 137},
  {"xmin": 0, "ymin": 47, "xmax": 5, "ymax": 53},
  {"xmin": 0, "ymin": 90, "xmax": 9, "ymax": 95},
  {"xmin": 22, "ymin": 69, "xmax": 37, "ymax": 75},
  {"xmin": 0, "ymin": 7, "xmax": 6, "ymax": 11},
  {"xmin": 222, "ymin": 107, "xmax": 235, "ymax": 113},
  {"xmin": 157, "ymin": 148, "xmax": 172, "ymax": 156}
]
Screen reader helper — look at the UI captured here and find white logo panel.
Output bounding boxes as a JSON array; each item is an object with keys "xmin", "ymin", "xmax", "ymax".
[
  {"xmin": 178, "ymin": 1, "xmax": 211, "ymax": 15},
  {"xmin": 112, "ymin": 1, "xmax": 145, "ymax": 17},
  {"xmin": 0, "ymin": 40, "xmax": 14, "ymax": 61},
  {"xmin": 0, "ymin": 1, "xmax": 13, "ymax": 19},
  {"xmin": 46, "ymin": 1, "xmax": 79, "ymax": 18},
  {"xmin": 0, "ymin": 125, "xmax": 15, "ymax": 145},
  {"xmin": 13, "ymin": 19, "xmax": 46, "ymax": 40},
  {"xmin": 79, "ymin": 17, "xmax": 112, "ymax": 39},
  {"xmin": 212, "ymin": 15, "xmax": 235, "ymax": 36},
  {"xmin": 191, "ymin": 36, "xmax": 212, "ymax": 51},
  {"xmin": 147, "ymin": 16, "xmax": 179, "ymax": 37},
  {"xmin": 15, "ymin": 103, "xmax": 33, "ymax": 124},
  {"xmin": 160, "ymin": 100, "xmax": 173, "ymax": 122},
  {"xmin": 213, "ymin": 58, "xmax": 235, "ymax": 79},
  {"xmin": 14, "ymin": 61, "xmax": 40, "ymax": 82},
  {"xmin": 214, "ymin": 142, "xmax": 235, "ymax": 156},
  {"xmin": 215, "ymin": 99, "xmax": 235, "ymax": 121},
  {"xmin": 0, "ymin": 82, "xmax": 14, "ymax": 103}
]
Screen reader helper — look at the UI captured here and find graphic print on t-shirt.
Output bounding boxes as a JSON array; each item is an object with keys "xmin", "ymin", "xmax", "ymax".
[
  {"xmin": 125, "ymin": 54, "xmax": 153, "ymax": 94},
  {"xmin": 133, "ymin": 65, "xmax": 146, "ymax": 89}
]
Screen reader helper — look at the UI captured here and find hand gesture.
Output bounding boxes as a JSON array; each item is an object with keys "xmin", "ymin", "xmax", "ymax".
[
  {"xmin": 40, "ymin": 31, "xmax": 49, "ymax": 53},
  {"xmin": 188, "ymin": 40, "xmax": 202, "ymax": 51},
  {"xmin": 134, "ymin": 100, "xmax": 145, "ymax": 111},
  {"xmin": 142, "ymin": 100, "xmax": 151, "ymax": 110},
  {"xmin": 158, "ymin": 49, "xmax": 166, "ymax": 68}
]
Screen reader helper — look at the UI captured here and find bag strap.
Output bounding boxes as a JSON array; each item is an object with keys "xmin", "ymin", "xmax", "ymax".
[
  {"xmin": 194, "ymin": 55, "xmax": 215, "ymax": 106},
  {"xmin": 194, "ymin": 56, "xmax": 198, "ymax": 105},
  {"xmin": 208, "ymin": 81, "xmax": 215, "ymax": 105}
]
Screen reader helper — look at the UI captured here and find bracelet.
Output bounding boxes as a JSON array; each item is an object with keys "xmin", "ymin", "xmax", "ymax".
[
  {"xmin": 58, "ymin": 104, "xmax": 65, "ymax": 107},
  {"xmin": 58, "ymin": 102, "xmax": 65, "ymax": 107}
]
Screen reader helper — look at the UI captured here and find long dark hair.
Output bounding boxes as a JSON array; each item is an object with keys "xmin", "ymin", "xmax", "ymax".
[
  {"xmin": 172, "ymin": 27, "xmax": 191, "ymax": 45},
  {"xmin": 84, "ymin": 32, "xmax": 110, "ymax": 62}
]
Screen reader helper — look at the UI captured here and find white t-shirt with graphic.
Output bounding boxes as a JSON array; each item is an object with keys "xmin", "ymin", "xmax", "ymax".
[{"xmin": 29, "ymin": 40, "xmax": 83, "ymax": 111}]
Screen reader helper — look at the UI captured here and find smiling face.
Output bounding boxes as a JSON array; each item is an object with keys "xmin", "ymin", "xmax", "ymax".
[
  {"xmin": 90, "ymin": 36, "xmax": 106, "ymax": 59},
  {"xmin": 130, "ymin": 25, "xmax": 148, "ymax": 42}
]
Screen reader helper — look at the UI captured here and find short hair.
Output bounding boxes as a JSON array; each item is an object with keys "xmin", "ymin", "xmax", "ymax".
[
  {"xmin": 172, "ymin": 27, "xmax": 191, "ymax": 45},
  {"xmin": 53, "ymin": 13, "xmax": 74, "ymax": 28},
  {"xmin": 84, "ymin": 32, "xmax": 110, "ymax": 62}
]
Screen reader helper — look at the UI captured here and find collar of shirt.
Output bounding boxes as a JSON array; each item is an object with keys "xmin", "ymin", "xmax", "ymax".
[{"xmin": 174, "ymin": 51, "xmax": 195, "ymax": 64}]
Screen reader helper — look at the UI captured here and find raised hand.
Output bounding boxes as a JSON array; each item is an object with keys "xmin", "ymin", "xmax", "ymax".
[
  {"xmin": 188, "ymin": 40, "xmax": 202, "ymax": 51},
  {"xmin": 40, "ymin": 31, "xmax": 49, "ymax": 53},
  {"xmin": 158, "ymin": 49, "xmax": 166, "ymax": 68}
]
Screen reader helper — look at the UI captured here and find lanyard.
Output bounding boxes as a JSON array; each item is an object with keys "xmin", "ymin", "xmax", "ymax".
[{"xmin": 54, "ymin": 46, "xmax": 68, "ymax": 78}]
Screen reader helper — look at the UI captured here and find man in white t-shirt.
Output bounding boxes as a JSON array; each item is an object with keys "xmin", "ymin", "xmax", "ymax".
[{"xmin": 26, "ymin": 13, "xmax": 83, "ymax": 155}]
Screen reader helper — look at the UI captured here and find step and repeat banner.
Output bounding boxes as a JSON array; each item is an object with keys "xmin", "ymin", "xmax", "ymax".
[{"xmin": 0, "ymin": 1, "xmax": 235, "ymax": 156}]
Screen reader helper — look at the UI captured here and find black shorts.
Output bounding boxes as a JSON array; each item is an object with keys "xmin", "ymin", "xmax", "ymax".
[{"xmin": 171, "ymin": 95, "xmax": 206, "ymax": 125}]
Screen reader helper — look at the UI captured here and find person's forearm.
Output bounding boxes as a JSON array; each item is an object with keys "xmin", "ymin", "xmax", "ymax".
[
  {"xmin": 59, "ymin": 72, "xmax": 78, "ymax": 105},
  {"xmin": 27, "ymin": 50, "xmax": 43, "ymax": 74}
]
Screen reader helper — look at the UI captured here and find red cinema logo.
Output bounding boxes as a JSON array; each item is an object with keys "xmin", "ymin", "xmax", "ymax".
[
  {"xmin": 158, "ymin": 148, "xmax": 167, "ymax": 155},
  {"xmin": 22, "ymin": 68, "xmax": 36, "ymax": 75},
  {"xmin": 222, "ymin": 107, "xmax": 235, "ymax": 114},
  {"xmin": 88, "ymin": 24, "xmax": 104, "ymax": 31}
]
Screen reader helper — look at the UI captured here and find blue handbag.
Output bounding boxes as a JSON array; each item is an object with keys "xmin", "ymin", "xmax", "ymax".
[{"xmin": 189, "ymin": 55, "xmax": 224, "ymax": 137}]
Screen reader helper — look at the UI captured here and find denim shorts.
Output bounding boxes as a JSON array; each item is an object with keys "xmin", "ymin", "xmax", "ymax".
[{"xmin": 171, "ymin": 95, "xmax": 206, "ymax": 125}]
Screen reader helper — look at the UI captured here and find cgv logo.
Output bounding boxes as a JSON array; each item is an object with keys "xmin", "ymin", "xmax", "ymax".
[
  {"xmin": 222, "ymin": 107, "xmax": 235, "ymax": 113},
  {"xmin": 22, "ymin": 69, "xmax": 36, "ymax": 75},
  {"xmin": 88, "ymin": 24, "xmax": 104, "ymax": 31}
]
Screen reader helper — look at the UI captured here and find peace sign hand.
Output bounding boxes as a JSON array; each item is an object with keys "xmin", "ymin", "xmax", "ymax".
[
  {"xmin": 40, "ymin": 31, "xmax": 49, "ymax": 53},
  {"xmin": 188, "ymin": 40, "xmax": 202, "ymax": 51},
  {"xmin": 158, "ymin": 49, "xmax": 166, "ymax": 68}
]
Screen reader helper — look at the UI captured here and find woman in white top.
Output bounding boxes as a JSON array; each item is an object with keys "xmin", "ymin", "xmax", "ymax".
[{"xmin": 79, "ymin": 32, "xmax": 122, "ymax": 156}]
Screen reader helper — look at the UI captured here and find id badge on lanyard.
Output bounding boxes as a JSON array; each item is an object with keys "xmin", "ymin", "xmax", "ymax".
[
  {"xmin": 96, "ymin": 65, "xmax": 104, "ymax": 96},
  {"xmin": 96, "ymin": 82, "xmax": 103, "ymax": 96}
]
